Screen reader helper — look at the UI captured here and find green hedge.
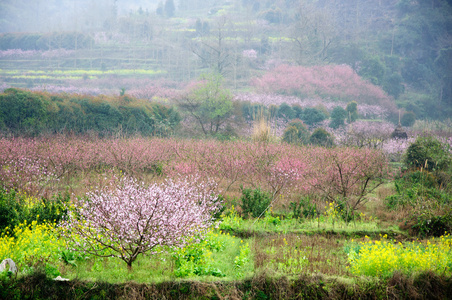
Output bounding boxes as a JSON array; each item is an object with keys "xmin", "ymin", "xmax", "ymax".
[
  {"xmin": 0, "ymin": 89, "xmax": 180, "ymax": 137},
  {"xmin": 0, "ymin": 32, "xmax": 93, "ymax": 51}
]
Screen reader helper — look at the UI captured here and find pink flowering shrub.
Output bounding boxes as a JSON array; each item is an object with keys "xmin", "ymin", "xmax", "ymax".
[
  {"xmin": 0, "ymin": 136, "xmax": 390, "ymax": 212},
  {"xmin": 250, "ymin": 64, "xmax": 396, "ymax": 110},
  {"xmin": 0, "ymin": 157, "xmax": 57, "ymax": 196},
  {"xmin": 235, "ymin": 93, "xmax": 390, "ymax": 120},
  {"xmin": 339, "ymin": 120, "xmax": 395, "ymax": 149},
  {"xmin": 300, "ymin": 147, "xmax": 390, "ymax": 214},
  {"xmin": 61, "ymin": 176, "xmax": 220, "ymax": 269}
]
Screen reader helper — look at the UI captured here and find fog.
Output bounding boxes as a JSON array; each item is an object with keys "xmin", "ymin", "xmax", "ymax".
[
  {"xmin": 0, "ymin": 0, "xmax": 161, "ymax": 32},
  {"xmin": 1, "ymin": 0, "xmax": 451, "ymax": 120}
]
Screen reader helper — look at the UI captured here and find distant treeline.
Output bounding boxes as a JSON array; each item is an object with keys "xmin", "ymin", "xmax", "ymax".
[
  {"xmin": 0, "ymin": 89, "xmax": 180, "ymax": 137},
  {"xmin": 0, "ymin": 32, "xmax": 93, "ymax": 51}
]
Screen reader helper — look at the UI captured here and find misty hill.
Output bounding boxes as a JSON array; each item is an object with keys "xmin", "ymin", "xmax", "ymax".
[{"xmin": 0, "ymin": 0, "xmax": 451, "ymax": 120}]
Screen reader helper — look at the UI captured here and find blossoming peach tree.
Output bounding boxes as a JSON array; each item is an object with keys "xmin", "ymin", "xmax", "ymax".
[{"xmin": 60, "ymin": 177, "xmax": 221, "ymax": 270}]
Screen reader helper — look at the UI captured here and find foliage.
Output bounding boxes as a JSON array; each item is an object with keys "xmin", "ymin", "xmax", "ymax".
[
  {"xmin": 384, "ymin": 170, "xmax": 451, "ymax": 211},
  {"xmin": 329, "ymin": 106, "xmax": 347, "ymax": 129},
  {"xmin": 241, "ymin": 102, "xmax": 267, "ymax": 121},
  {"xmin": 383, "ymin": 73, "xmax": 405, "ymax": 99},
  {"xmin": 346, "ymin": 101, "xmax": 358, "ymax": 122},
  {"xmin": 401, "ymin": 111, "xmax": 416, "ymax": 127},
  {"xmin": 164, "ymin": 0, "xmax": 175, "ymax": 18},
  {"xmin": 178, "ymin": 74, "xmax": 234, "ymax": 136},
  {"xmin": 234, "ymin": 241, "xmax": 251, "ymax": 270},
  {"xmin": 347, "ymin": 235, "xmax": 452, "ymax": 278},
  {"xmin": 282, "ymin": 119, "xmax": 310, "ymax": 145},
  {"xmin": 0, "ymin": 188, "xmax": 20, "ymax": 233},
  {"xmin": 218, "ymin": 206, "xmax": 243, "ymax": 231},
  {"xmin": 240, "ymin": 186, "xmax": 272, "ymax": 219},
  {"xmin": 277, "ymin": 103, "xmax": 296, "ymax": 121},
  {"xmin": 309, "ymin": 128, "xmax": 334, "ymax": 147},
  {"xmin": 0, "ymin": 88, "xmax": 51, "ymax": 136},
  {"xmin": 0, "ymin": 188, "xmax": 69, "ymax": 234},
  {"xmin": 290, "ymin": 196, "xmax": 316, "ymax": 220},
  {"xmin": 0, "ymin": 220, "xmax": 64, "ymax": 276},
  {"xmin": 411, "ymin": 210, "xmax": 452, "ymax": 238},
  {"xmin": 0, "ymin": 89, "xmax": 180, "ymax": 137},
  {"xmin": 358, "ymin": 56, "xmax": 385, "ymax": 86},
  {"xmin": 404, "ymin": 135, "xmax": 452, "ymax": 172},
  {"xmin": 61, "ymin": 176, "xmax": 220, "ymax": 269},
  {"xmin": 302, "ymin": 107, "xmax": 326, "ymax": 125}
]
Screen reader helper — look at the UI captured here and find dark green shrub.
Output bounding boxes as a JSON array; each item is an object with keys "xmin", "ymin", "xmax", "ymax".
[
  {"xmin": 384, "ymin": 171, "xmax": 452, "ymax": 210},
  {"xmin": 151, "ymin": 103, "xmax": 181, "ymax": 137},
  {"xmin": 290, "ymin": 197, "xmax": 316, "ymax": 219},
  {"xmin": 309, "ymin": 128, "xmax": 335, "ymax": 147},
  {"xmin": 0, "ymin": 188, "xmax": 21, "ymax": 233},
  {"xmin": 282, "ymin": 126, "xmax": 299, "ymax": 144},
  {"xmin": 0, "ymin": 89, "xmax": 181, "ymax": 137},
  {"xmin": 292, "ymin": 105, "xmax": 303, "ymax": 119},
  {"xmin": 402, "ymin": 170, "xmax": 437, "ymax": 188},
  {"xmin": 346, "ymin": 101, "xmax": 358, "ymax": 122},
  {"xmin": 302, "ymin": 107, "xmax": 326, "ymax": 125},
  {"xmin": 404, "ymin": 136, "xmax": 452, "ymax": 172},
  {"xmin": 0, "ymin": 188, "xmax": 69, "ymax": 233},
  {"xmin": 241, "ymin": 102, "xmax": 267, "ymax": 120},
  {"xmin": 329, "ymin": 106, "xmax": 347, "ymax": 129},
  {"xmin": 240, "ymin": 186, "xmax": 272, "ymax": 218},
  {"xmin": 277, "ymin": 103, "xmax": 296, "ymax": 121},
  {"xmin": 0, "ymin": 88, "xmax": 51, "ymax": 136},
  {"xmin": 411, "ymin": 210, "xmax": 452, "ymax": 237},
  {"xmin": 282, "ymin": 119, "xmax": 310, "ymax": 145},
  {"xmin": 401, "ymin": 111, "xmax": 416, "ymax": 127}
]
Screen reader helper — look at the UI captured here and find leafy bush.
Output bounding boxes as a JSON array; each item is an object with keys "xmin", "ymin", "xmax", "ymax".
[
  {"xmin": 384, "ymin": 171, "xmax": 451, "ymax": 209},
  {"xmin": 411, "ymin": 210, "xmax": 452, "ymax": 237},
  {"xmin": 240, "ymin": 186, "xmax": 272, "ymax": 218},
  {"xmin": 302, "ymin": 107, "xmax": 326, "ymax": 125},
  {"xmin": 0, "ymin": 89, "xmax": 51, "ymax": 136},
  {"xmin": 241, "ymin": 102, "xmax": 267, "ymax": 121},
  {"xmin": 0, "ymin": 188, "xmax": 69, "ymax": 233},
  {"xmin": 404, "ymin": 136, "xmax": 452, "ymax": 172},
  {"xmin": 277, "ymin": 103, "xmax": 296, "ymax": 121},
  {"xmin": 346, "ymin": 101, "xmax": 358, "ymax": 122},
  {"xmin": 309, "ymin": 128, "xmax": 335, "ymax": 147},
  {"xmin": 282, "ymin": 119, "xmax": 310, "ymax": 145},
  {"xmin": 0, "ymin": 89, "xmax": 181, "ymax": 137},
  {"xmin": 0, "ymin": 188, "xmax": 21, "ymax": 233},
  {"xmin": 329, "ymin": 106, "xmax": 347, "ymax": 129},
  {"xmin": 290, "ymin": 197, "xmax": 316, "ymax": 219},
  {"xmin": 383, "ymin": 73, "xmax": 405, "ymax": 99},
  {"xmin": 292, "ymin": 105, "xmax": 303, "ymax": 119}
]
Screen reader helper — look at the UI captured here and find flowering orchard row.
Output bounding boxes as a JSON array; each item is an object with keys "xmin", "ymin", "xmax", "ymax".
[
  {"xmin": 250, "ymin": 64, "xmax": 397, "ymax": 112},
  {"xmin": 0, "ymin": 49, "xmax": 75, "ymax": 58},
  {"xmin": 236, "ymin": 93, "xmax": 390, "ymax": 120},
  {"xmin": 0, "ymin": 137, "xmax": 390, "ymax": 205}
]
